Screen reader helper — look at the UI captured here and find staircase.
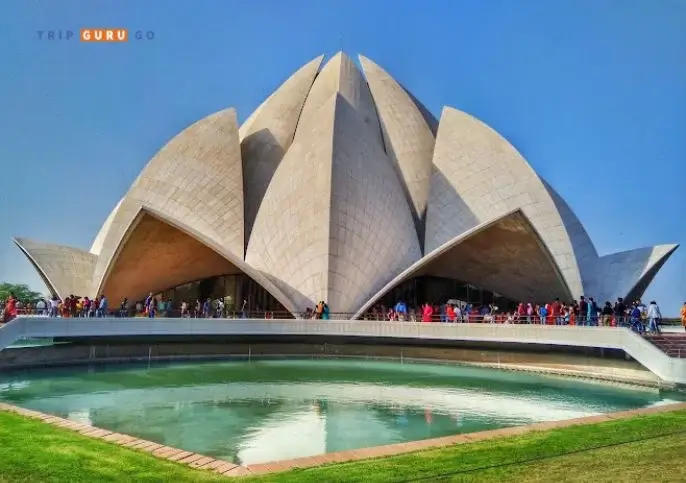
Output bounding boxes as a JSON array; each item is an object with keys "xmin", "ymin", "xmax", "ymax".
[{"xmin": 645, "ymin": 333, "xmax": 686, "ymax": 358}]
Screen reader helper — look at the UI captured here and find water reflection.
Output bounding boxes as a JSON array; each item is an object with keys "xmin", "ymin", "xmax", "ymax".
[
  {"xmin": 0, "ymin": 359, "xmax": 682, "ymax": 464},
  {"xmin": 237, "ymin": 405, "xmax": 326, "ymax": 465}
]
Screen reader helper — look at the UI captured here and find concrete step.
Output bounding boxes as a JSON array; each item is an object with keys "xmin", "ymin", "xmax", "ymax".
[{"xmin": 643, "ymin": 334, "xmax": 686, "ymax": 358}]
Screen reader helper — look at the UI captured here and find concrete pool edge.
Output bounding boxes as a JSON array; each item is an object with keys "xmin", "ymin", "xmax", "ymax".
[
  {"xmin": 1, "ymin": 401, "xmax": 685, "ymax": 478},
  {"xmin": 455, "ymin": 360, "xmax": 661, "ymax": 391},
  {"xmin": 0, "ymin": 341, "xmax": 666, "ymax": 389}
]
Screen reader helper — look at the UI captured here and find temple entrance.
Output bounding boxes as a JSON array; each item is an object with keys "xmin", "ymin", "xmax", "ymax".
[
  {"xmin": 156, "ymin": 274, "xmax": 290, "ymax": 317},
  {"xmin": 374, "ymin": 276, "xmax": 517, "ymax": 312}
]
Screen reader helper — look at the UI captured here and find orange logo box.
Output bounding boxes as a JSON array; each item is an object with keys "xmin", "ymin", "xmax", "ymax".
[{"xmin": 80, "ymin": 28, "xmax": 128, "ymax": 42}]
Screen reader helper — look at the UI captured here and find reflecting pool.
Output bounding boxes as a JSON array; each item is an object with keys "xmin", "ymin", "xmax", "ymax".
[{"xmin": 0, "ymin": 359, "xmax": 681, "ymax": 465}]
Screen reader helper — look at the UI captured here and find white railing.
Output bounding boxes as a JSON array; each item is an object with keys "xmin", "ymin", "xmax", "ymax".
[{"xmin": 1, "ymin": 317, "xmax": 685, "ymax": 384}]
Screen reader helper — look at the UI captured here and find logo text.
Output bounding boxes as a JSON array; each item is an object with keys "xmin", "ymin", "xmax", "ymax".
[{"xmin": 80, "ymin": 28, "xmax": 128, "ymax": 42}]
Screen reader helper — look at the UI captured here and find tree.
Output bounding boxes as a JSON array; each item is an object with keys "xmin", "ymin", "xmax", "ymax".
[{"xmin": 0, "ymin": 283, "xmax": 45, "ymax": 303}]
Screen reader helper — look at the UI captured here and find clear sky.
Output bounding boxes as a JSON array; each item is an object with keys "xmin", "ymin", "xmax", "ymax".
[{"xmin": 1, "ymin": 0, "xmax": 684, "ymax": 314}]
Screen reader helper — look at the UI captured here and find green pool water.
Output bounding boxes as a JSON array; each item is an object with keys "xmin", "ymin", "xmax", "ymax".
[{"xmin": 0, "ymin": 359, "xmax": 681, "ymax": 465}]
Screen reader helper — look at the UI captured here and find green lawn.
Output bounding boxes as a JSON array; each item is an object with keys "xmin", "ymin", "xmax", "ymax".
[
  {"xmin": 246, "ymin": 409, "xmax": 686, "ymax": 483},
  {"xmin": 0, "ymin": 411, "xmax": 223, "ymax": 483},
  {"xmin": 1, "ymin": 409, "xmax": 685, "ymax": 482}
]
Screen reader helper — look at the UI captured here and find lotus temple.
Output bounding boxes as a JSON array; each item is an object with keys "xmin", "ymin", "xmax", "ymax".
[{"xmin": 13, "ymin": 52, "xmax": 678, "ymax": 317}]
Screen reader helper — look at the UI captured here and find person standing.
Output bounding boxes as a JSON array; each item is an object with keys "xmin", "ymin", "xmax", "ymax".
[
  {"xmin": 81, "ymin": 297, "xmax": 91, "ymax": 317},
  {"xmin": 681, "ymin": 302, "xmax": 686, "ymax": 332},
  {"xmin": 421, "ymin": 303, "xmax": 434, "ymax": 322},
  {"xmin": 637, "ymin": 300, "xmax": 647, "ymax": 322},
  {"xmin": 144, "ymin": 293, "xmax": 154, "ymax": 316},
  {"xmin": 613, "ymin": 298, "xmax": 627, "ymax": 327},
  {"xmin": 588, "ymin": 297, "xmax": 599, "ymax": 326},
  {"xmin": 91, "ymin": 297, "xmax": 99, "ymax": 317},
  {"xmin": 551, "ymin": 298, "xmax": 562, "ymax": 326},
  {"xmin": 120, "ymin": 297, "xmax": 129, "ymax": 317},
  {"xmin": 49, "ymin": 296, "xmax": 59, "ymax": 317},
  {"xmin": 446, "ymin": 304, "xmax": 456, "ymax": 323},
  {"xmin": 525, "ymin": 303, "xmax": 534, "ymax": 324},
  {"xmin": 629, "ymin": 303, "xmax": 644, "ymax": 334},
  {"xmin": 516, "ymin": 302, "xmax": 525, "ymax": 323},
  {"xmin": 394, "ymin": 300, "xmax": 407, "ymax": 322},
  {"xmin": 601, "ymin": 301, "xmax": 613, "ymax": 326},
  {"xmin": 578, "ymin": 296, "xmax": 588, "ymax": 326},
  {"xmin": 35, "ymin": 298, "xmax": 46, "ymax": 316},
  {"xmin": 646, "ymin": 301, "xmax": 662, "ymax": 334},
  {"xmin": 98, "ymin": 295, "xmax": 108, "ymax": 317},
  {"xmin": 5, "ymin": 293, "xmax": 17, "ymax": 321},
  {"xmin": 216, "ymin": 298, "xmax": 225, "ymax": 318},
  {"xmin": 538, "ymin": 304, "xmax": 548, "ymax": 325}
]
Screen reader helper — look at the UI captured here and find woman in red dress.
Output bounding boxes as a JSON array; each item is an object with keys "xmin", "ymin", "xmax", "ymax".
[
  {"xmin": 446, "ymin": 304, "xmax": 456, "ymax": 323},
  {"xmin": 421, "ymin": 303, "xmax": 434, "ymax": 322},
  {"xmin": 5, "ymin": 293, "xmax": 17, "ymax": 321}
]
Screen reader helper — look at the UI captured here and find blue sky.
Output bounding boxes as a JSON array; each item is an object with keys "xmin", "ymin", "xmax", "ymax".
[{"xmin": 1, "ymin": 0, "xmax": 684, "ymax": 314}]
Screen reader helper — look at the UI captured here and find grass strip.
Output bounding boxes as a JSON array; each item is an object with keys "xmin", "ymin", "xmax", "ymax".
[
  {"xmin": 246, "ymin": 409, "xmax": 686, "ymax": 482},
  {"xmin": 1, "ymin": 408, "xmax": 685, "ymax": 482}
]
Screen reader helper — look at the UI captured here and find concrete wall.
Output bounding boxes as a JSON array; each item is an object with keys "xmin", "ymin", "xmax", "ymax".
[{"xmin": 0, "ymin": 340, "xmax": 646, "ymax": 378}]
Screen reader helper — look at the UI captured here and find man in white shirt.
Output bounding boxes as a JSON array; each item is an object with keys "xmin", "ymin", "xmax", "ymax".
[
  {"xmin": 49, "ymin": 297, "xmax": 59, "ymax": 317},
  {"xmin": 646, "ymin": 301, "xmax": 662, "ymax": 334},
  {"xmin": 36, "ymin": 299, "xmax": 46, "ymax": 316}
]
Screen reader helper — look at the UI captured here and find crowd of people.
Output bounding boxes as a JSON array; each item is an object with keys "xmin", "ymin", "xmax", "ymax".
[
  {"xmin": 363, "ymin": 297, "xmax": 683, "ymax": 335},
  {"xmin": 2, "ymin": 291, "xmax": 686, "ymax": 335},
  {"xmin": 0, "ymin": 294, "xmax": 111, "ymax": 320},
  {"xmin": 0, "ymin": 292, "xmax": 258, "ymax": 321}
]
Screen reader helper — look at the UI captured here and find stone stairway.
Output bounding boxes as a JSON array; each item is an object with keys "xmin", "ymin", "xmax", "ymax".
[{"xmin": 645, "ymin": 333, "xmax": 686, "ymax": 358}]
